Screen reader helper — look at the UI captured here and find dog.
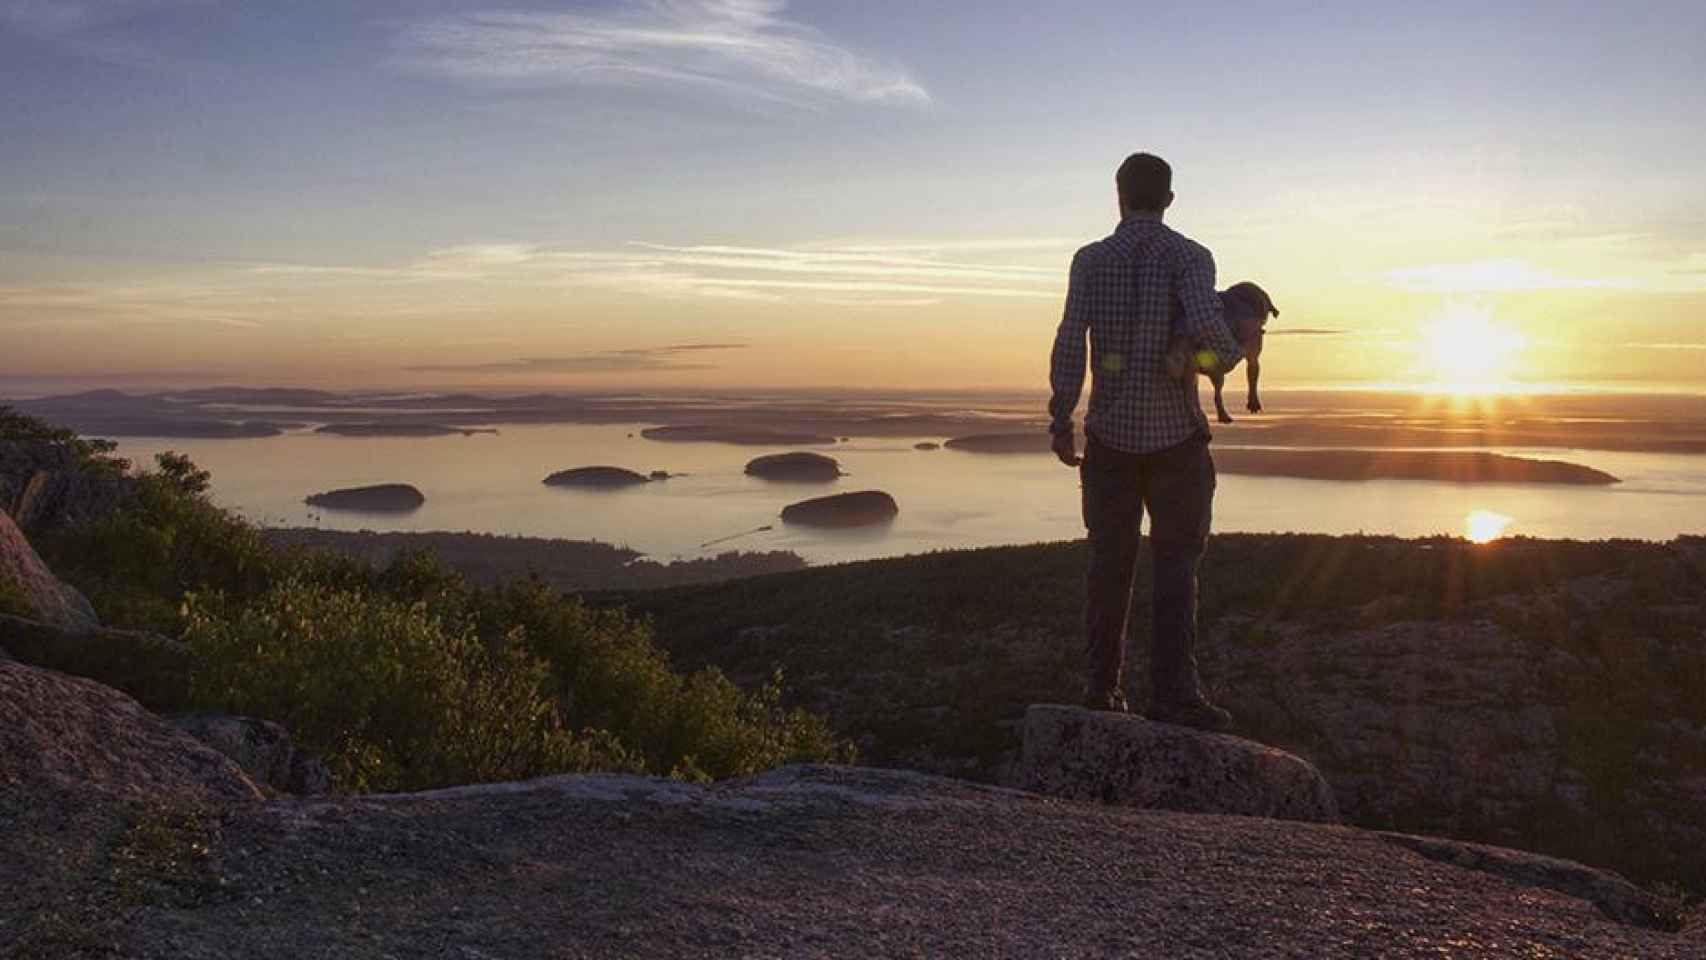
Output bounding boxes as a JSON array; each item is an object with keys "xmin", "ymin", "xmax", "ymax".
[{"xmin": 1165, "ymin": 281, "xmax": 1279, "ymax": 424}]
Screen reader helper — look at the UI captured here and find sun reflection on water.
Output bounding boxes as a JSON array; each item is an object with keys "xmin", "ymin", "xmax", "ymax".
[{"xmin": 1465, "ymin": 510, "xmax": 1514, "ymax": 544}]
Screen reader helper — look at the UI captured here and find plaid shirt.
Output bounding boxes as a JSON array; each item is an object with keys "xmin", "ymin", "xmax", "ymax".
[{"xmin": 1048, "ymin": 214, "xmax": 1242, "ymax": 454}]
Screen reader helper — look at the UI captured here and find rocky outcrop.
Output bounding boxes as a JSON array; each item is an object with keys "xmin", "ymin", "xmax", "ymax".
[
  {"xmin": 744, "ymin": 452, "xmax": 842, "ymax": 482},
  {"xmin": 303, "ymin": 483, "xmax": 425, "ymax": 512},
  {"xmin": 6, "ymin": 762, "xmax": 1693, "ymax": 958},
  {"xmin": 171, "ymin": 714, "xmax": 331, "ymax": 796},
  {"xmin": 1019, "ymin": 704, "xmax": 1339, "ymax": 823},
  {"xmin": 780, "ymin": 490, "xmax": 898, "ymax": 528},
  {"xmin": 542, "ymin": 466, "xmax": 651, "ymax": 487},
  {"xmin": 0, "ymin": 509, "xmax": 98, "ymax": 631},
  {"xmin": 0, "ymin": 659, "xmax": 259, "ymax": 804}
]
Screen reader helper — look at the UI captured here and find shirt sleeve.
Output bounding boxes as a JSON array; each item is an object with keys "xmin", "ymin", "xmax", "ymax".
[
  {"xmin": 1177, "ymin": 247, "xmax": 1243, "ymax": 374},
  {"xmin": 1047, "ymin": 252, "xmax": 1090, "ymax": 436}
]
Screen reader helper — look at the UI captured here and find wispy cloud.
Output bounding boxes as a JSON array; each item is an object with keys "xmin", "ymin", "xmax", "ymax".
[
  {"xmin": 1386, "ymin": 260, "xmax": 1636, "ymax": 293},
  {"xmin": 396, "ymin": 1, "xmax": 929, "ymax": 108},
  {"xmin": 251, "ymin": 239, "xmax": 1061, "ymax": 303},
  {"xmin": 1266, "ymin": 328, "xmax": 1347, "ymax": 337},
  {"xmin": 403, "ymin": 342, "xmax": 748, "ymax": 374},
  {"xmin": 0, "ymin": 0, "xmax": 211, "ymax": 65}
]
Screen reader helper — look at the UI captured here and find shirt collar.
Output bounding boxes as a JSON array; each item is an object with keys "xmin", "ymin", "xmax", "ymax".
[{"xmin": 1118, "ymin": 211, "xmax": 1165, "ymax": 229}]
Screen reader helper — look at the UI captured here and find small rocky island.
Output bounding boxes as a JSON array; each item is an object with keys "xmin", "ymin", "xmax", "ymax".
[
  {"xmin": 914, "ymin": 441, "xmax": 941, "ymax": 451},
  {"xmin": 780, "ymin": 490, "xmax": 898, "ymax": 528},
  {"xmin": 315, "ymin": 422, "xmax": 497, "ymax": 437},
  {"xmin": 303, "ymin": 483, "xmax": 425, "ymax": 512},
  {"xmin": 745, "ymin": 452, "xmax": 843, "ymax": 482},
  {"xmin": 543, "ymin": 466, "xmax": 653, "ymax": 488},
  {"xmin": 641, "ymin": 425, "xmax": 838, "ymax": 446}
]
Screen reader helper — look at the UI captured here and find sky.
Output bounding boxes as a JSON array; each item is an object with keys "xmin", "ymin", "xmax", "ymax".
[{"xmin": 3, "ymin": 0, "xmax": 1704, "ymax": 395}]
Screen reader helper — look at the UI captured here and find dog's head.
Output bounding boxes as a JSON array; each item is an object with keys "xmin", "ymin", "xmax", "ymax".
[{"xmin": 1224, "ymin": 281, "xmax": 1279, "ymax": 325}]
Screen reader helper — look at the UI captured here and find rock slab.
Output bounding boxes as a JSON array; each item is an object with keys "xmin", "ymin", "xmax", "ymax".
[
  {"xmin": 171, "ymin": 714, "xmax": 332, "ymax": 796},
  {"xmin": 0, "ymin": 508, "xmax": 98, "ymax": 631},
  {"xmin": 1019, "ymin": 703, "xmax": 1339, "ymax": 823},
  {"xmin": 0, "ymin": 659, "xmax": 260, "ymax": 803}
]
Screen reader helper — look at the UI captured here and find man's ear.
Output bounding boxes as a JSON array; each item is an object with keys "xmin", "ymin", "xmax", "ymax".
[{"xmin": 1162, "ymin": 191, "xmax": 1175, "ymax": 211}]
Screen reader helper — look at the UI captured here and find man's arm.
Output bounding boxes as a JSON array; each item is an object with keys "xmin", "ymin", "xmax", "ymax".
[
  {"xmin": 1048, "ymin": 251, "xmax": 1090, "ymax": 440},
  {"xmin": 1177, "ymin": 247, "xmax": 1242, "ymax": 374}
]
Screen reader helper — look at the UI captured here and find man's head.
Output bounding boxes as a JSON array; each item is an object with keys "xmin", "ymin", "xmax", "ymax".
[{"xmin": 1116, "ymin": 152, "xmax": 1173, "ymax": 218}]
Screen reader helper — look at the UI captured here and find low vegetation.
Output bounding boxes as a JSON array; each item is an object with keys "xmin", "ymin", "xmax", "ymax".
[{"xmin": 5, "ymin": 407, "xmax": 850, "ymax": 793}]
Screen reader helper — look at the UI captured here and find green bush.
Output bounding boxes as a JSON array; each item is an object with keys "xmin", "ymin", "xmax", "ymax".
[
  {"xmin": 481, "ymin": 579, "xmax": 851, "ymax": 780},
  {"xmin": 182, "ymin": 577, "xmax": 625, "ymax": 792},
  {"xmin": 39, "ymin": 456, "xmax": 278, "ymax": 632}
]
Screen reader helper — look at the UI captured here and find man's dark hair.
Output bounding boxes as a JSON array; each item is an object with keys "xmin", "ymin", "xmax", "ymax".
[{"xmin": 1116, "ymin": 152, "xmax": 1172, "ymax": 213}]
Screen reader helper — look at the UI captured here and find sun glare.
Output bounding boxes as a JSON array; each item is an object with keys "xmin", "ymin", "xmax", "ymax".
[
  {"xmin": 1465, "ymin": 510, "xmax": 1514, "ymax": 544},
  {"xmin": 1422, "ymin": 304, "xmax": 1528, "ymax": 392}
]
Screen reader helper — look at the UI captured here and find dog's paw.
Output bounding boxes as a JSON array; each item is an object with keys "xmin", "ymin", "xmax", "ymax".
[
  {"xmin": 1246, "ymin": 397, "xmax": 1262, "ymax": 414},
  {"xmin": 1217, "ymin": 411, "xmax": 1235, "ymax": 424}
]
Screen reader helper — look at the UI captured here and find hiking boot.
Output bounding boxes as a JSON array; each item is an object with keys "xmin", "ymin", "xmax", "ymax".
[
  {"xmin": 1081, "ymin": 688, "xmax": 1130, "ymax": 714},
  {"xmin": 1149, "ymin": 699, "xmax": 1233, "ymax": 732}
]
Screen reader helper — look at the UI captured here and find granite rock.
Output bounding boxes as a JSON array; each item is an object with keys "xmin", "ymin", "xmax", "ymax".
[
  {"xmin": 0, "ymin": 508, "xmax": 99, "ymax": 631},
  {"xmin": 171, "ymin": 714, "xmax": 332, "ymax": 796},
  {"xmin": 1019, "ymin": 703, "xmax": 1339, "ymax": 823}
]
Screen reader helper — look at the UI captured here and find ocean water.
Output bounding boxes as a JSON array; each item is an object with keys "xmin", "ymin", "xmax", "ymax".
[{"xmin": 109, "ymin": 423, "xmax": 1706, "ymax": 565}]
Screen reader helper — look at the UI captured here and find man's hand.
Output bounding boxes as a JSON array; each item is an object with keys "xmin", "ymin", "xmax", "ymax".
[{"xmin": 1051, "ymin": 430, "xmax": 1082, "ymax": 467}]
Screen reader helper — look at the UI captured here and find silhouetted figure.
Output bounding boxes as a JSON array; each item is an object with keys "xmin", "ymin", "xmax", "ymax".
[{"xmin": 1047, "ymin": 151, "xmax": 1243, "ymax": 731}]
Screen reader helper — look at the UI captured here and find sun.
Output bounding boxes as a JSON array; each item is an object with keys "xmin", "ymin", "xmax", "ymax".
[
  {"xmin": 1466, "ymin": 510, "xmax": 1514, "ymax": 544},
  {"xmin": 1422, "ymin": 304, "xmax": 1528, "ymax": 390}
]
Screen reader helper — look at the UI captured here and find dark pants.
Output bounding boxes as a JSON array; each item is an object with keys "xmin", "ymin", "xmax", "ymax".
[{"xmin": 1079, "ymin": 431, "xmax": 1216, "ymax": 707}]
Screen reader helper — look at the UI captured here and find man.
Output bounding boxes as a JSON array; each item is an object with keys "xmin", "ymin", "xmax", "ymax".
[{"xmin": 1047, "ymin": 151, "xmax": 1242, "ymax": 731}]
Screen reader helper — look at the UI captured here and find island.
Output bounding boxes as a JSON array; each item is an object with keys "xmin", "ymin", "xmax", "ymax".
[
  {"xmin": 1210, "ymin": 449, "xmax": 1620, "ymax": 485},
  {"xmin": 303, "ymin": 483, "xmax": 426, "ymax": 512},
  {"xmin": 641, "ymin": 425, "xmax": 838, "ymax": 446},
  {"xmin": 543, "ymin": 466, "xmax": 653, "ymax": 488},
  {"xmin": 315, "ymin": 423, "xmax": 498, "ymax": 437},
  {"xmin": 943, "ymin": 432, "xmax": 1050, "ymax": 454},
  {"xmin": 745, "ymin": 452, "xmax": 843, "ymax": 482},
  {"xmin": 779, "ymin": 490, "xmax": 899, "ymax": 528},
  {"xmin": 941, "ymin": 433, "xmax": 1620, "ymax": 485},
  {"xmin": 914, "ymin": 442, "xmax": 941, "ymax": 451}
]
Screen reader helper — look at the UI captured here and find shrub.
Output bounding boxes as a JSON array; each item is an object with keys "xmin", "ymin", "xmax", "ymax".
[
  {"xmin": 182, "ymin": 577, "xmax": 626, "ymax": 792},
  {"xmin": 39, "ymin": 454, "xmax": 278, "ymax": 632},
  {"xmin": 481, "ymin": 579, "xmax": 851, "ymax": 780}
]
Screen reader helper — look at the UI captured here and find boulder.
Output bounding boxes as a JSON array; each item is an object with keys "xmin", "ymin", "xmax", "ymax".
[
  {"xmin": 170, "ymin": 714, "xmax": 331, "ymax": 796},
  {"xmin": 0, "ymin": 509, "xmax": 99, "ymax": 631},
  {"xmin": 303, "ymin": 483, "xmax": 425, "ymax": 512},
  {"xmin": 1018, "ymin": 704, "xmax": 1339, "ymax": 823},
  {"xmin": 0, "ymin": 659, "xmax": 260, "ymax": 804},
  {"xmin": 745, "ymin": 452, "xmax": 843, "ymax": 482},
  {"xmin": 543, "ymin": 466, "xmax": 651, "ymax": 488},
  {"xmin": 780, "ymin": 490, "xmax": 898, "ymax": 528}
]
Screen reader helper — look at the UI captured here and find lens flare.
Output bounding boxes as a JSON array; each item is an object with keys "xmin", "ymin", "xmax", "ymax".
[{"xmin": 1465, "ymin": 510, "xmax": 1514, "ymax": 544}]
